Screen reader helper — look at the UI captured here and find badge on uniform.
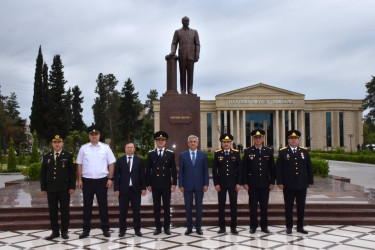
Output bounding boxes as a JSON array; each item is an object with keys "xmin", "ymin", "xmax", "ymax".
[
  {"xmin": 301, "ymin": 152, "xmax": 304, "ymax": 159},
  {"xmin": 231, "ymin": 156, "xmax": 237, "ymax": 160},
  {"xmin": 249, "ymin": 154, "xmax": 254, "ymax": 160},
  {"xmin": 62, "ymin": 162, "xmax": 65, "ymax": 168},
  {"xmin": 286, "ymin": 154, "xmax": 290, "ymax": 160},
  {"xmin": 47, "ymin": 159, "xmax": 50, "ymax": 164},
  {"xmin": 219, "ymin": 156, "xmax": 223, "ymax": 161}
]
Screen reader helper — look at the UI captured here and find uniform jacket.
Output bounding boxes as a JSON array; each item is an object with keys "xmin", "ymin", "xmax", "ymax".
[
  {"xmin": 178, "ymin": 150, "xmax": 209, "ymax": 192},
  {"xmin": 171, "ymin": 27, "xmax": 200, "ymax": 61},
  {"xmin": 40, "ymin": 150, "xmax": 76, "ymax": 192},
  {"xmin": 242, "ymin": 146, "xmax": 275, "ymax": 188},
  {"xmin": 146, "ymin": 148, "xmax": 177, "ymax": 189},
  {"xmin": 114, "ymin": 155, "xmax": 146, "ymax": 194},
  {"xmin": 276, "ymin": 146, "xmax": 314, "ymax": 190},
  {"xmin": 212, "ymin": 149, "xmax": 242, "ymax": 188}
]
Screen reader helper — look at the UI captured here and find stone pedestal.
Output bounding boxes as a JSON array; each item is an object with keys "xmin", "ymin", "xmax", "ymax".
[
  {"xmin": 165, "ymin": 55, "xmax": 178, "ymax": 93},
  {"xmin": 160, "ymin": 93, "xmax": 201, "ymax": 165}
]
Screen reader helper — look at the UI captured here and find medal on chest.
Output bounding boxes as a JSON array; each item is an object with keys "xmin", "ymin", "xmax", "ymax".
[
  {"xmin": 286, "ymin": 154, "xmax": 290, "ymax": 160},
  {"xmin": 301, "ymin": 152, "xmax": 304, "ymax": 159}
]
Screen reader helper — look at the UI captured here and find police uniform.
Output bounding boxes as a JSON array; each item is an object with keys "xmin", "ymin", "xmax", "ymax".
[
  {"xmin": 40, "ymin": 135, "xmax": 76, "ymax": 239},
  {"xmin": 276, "ymin": 130, "xmax": 314, "ymax": 234},
  {"xmin": 146, "ymin": 131, "xmax": 177, "ymax": 234},
  {"xmin": 242, "ymin": 129, "xmax": 275, "ymax": 233},
  {"xmin": 212, "ymin": 134, "xmax": 241, "ymax": 233}
]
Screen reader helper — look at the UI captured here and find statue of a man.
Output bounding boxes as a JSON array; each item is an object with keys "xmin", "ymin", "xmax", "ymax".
[{"xmin": 169, "ymin": 16, "xmax": 200, "ymax": 94}]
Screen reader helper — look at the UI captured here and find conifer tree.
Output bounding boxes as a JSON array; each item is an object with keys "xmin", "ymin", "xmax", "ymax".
[
  {"xmin": 71, "ymin": 85, "xmax": 86, "ymax": 131},
  {"xmin": 29, "ymin": 131, "xmax": 40, "ymax": 164}
]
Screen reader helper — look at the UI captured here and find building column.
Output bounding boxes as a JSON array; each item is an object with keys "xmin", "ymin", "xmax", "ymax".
[
  {"xmin": 242, "ymin": 110, "xmax": 246, "ymax": 148},
  {"xmin": 224, "ymin": 110, "xmax": 227, "ymax": 133},
  {"xmin": 217, "ymin": 110, "xmax": 221, "ymax": 148},
  {"xmin": 288, "ymin": 110, "xmax": 292, "ymax": 131},
  {"xmin": 236, "ymin": 110, "xmax": 240, "ymax": 145},
  {"xmin": 275, "ymin": 110, "xmax": 279, "ymax": 150},
  {"xmin": 263, "ymin": 120, "xmax": 267, "ymax": 146},
  {"xmin": 230, "ymin": 110, "xmax": 234, "ymax": 135},
  {"xmin": 281, "ymin": 110, "xmax": 286, "ymax": 147},
  {"xmin": 294, "ymin": 110, "xmax": 298, "ymax": 130},
  {"xmin": 250, "ymin": 120, "xmax": 254, "ymax": 146},
  {"xmin": 300, "ymin": 110, "xmax": 305, "ymax": 147}
]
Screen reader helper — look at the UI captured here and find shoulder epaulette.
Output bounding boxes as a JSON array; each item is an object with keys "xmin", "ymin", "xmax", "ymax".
[
  {"xmin": 280, "ymin": 147, "xmax": 287, "ymax": 151},
  {"xmin": 148, "ymin": 149, "xmax": 154, "ymax": 153},
  {"xmin": 232, "ymin": 149, "xmax": 239, "ymax": 152},
  {"xmin": 43, "ymin": 153, "xmax": 48, "ymax": 156},
  {"xmin": 215, "ymin": 149, "xmax": 222, "ymax": 152},
  {"xmin": 166, "ymin": 149, "xmax": 174, "ymax": 152},
  {"xmin": 299, "ymin": 147, "xmax": 307, "ymax": 150}
]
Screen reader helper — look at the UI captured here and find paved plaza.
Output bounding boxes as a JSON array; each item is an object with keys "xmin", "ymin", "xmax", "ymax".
[{"xmin": 0, "ymin": 161, "xmax": 374, "ymax": 249}]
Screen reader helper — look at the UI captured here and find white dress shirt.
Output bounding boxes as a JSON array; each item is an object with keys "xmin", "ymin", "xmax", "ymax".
[{"xmin": 76, "ymin": 142, "xmax": 116, "ymax": 179}]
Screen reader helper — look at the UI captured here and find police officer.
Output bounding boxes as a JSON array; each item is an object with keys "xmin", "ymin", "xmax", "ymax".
[
  {"xmin": 242, "ymin": 129, "xmax": 275, "ymax": 234},
  {"xmin": 276, "ymin": 130, "xmax": 314, "ymax": 234},
  {"xmin": 212, "ymin": 133, "xmax": 241, "ymax": 234},
  {"xmin": 40, "ymin": 135, "xmax": 76, "ymax": 240},
  {"xmin": 146, "ymin": 131, "xmax": 177, "ymax": 235}
]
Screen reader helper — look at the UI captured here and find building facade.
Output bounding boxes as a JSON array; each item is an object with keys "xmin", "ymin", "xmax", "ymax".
[{"xmin": 154, "ymin": 83, "xmax": 363, "ymax": 152}]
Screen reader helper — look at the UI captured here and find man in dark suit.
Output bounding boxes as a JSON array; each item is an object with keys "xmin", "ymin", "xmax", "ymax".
[
  {"xmin": 169, "ymin": 16, "xmax": 200, "ymax": 94},
  {"xmin": 179, "ymin": 135, "xmax": 209, "ymax": 235},
  {"xmin": 276, "ymin": 130, "xmax": 314, "ymax": 234},
  {"xmin": 146, "ymin": 131, "xmax": 177, "ymax": 235},
  {"xmin": 212, "ymin": 133, "xmax": 241, "ymax": 234},
  {"xmin": 114, "ymin": 142, "xmax": 146, "ymax": 237},
  {"xmin": 40, "ymin": 135, "xmax": 76, "ymax": 240},
  {"xmin": 242, "ymin": 129, "xmax": 275, "ymax": 234}
]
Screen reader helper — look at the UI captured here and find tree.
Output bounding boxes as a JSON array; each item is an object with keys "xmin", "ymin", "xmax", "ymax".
[
  {"xmin": 92, "ymin": 73, "xmax": 119, "ymax": 140},
  {"xmin": 363, "ymin": 76, "xmax": 375, "ymax": 121},
  {"xmin": 71, "ymin": 85, "xmax": 86, "ymax": 131},
  {"xmin": 65, "ymin": 87, "xmax": 73, "ymax": 131},
  {"xmin": 5, "ymin": 92, "xmax": 20, "ymax": 119},
  {"xmin": 7, "ymin": 138, "xmax": 17, "ymax": 171},
  {"xmin": 45, "ymin": 55, "xmax": 69, "ymax": 140},
  {"xmin": 30, "ymin": 46, "xmax": 45, "ymax": 135},
  {"xmin": 119, "ymin": 78, "xmax": 143, "ymax": 142},
  {"xmin": 140, "ymin": 118, "xmax": 154, "ymax": 156},
  {"xmin": 145, "ymin": 89, "xmax": 159, "ymax": 119},
  {"xmin": 29, "ymin": 130, "xmax": 40, "ymax": 164}
]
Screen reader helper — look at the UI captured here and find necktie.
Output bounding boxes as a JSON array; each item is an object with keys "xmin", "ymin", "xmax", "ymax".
[
  {"xmin": 293, "ymin": 149, "xmax": 296, "ymax": 154},
  {"xmin": 127, "ymin": 156, "xmax": 132, "ymax": 170},
  {"xmin": 225, "ymin": 151, "xmax": 229, "ymax": 156},
  {"xmin": 159, "ymin": 150, "xmax": 163, "ymax": 158},
  {"xmin": 55, "ymin": 152, "xmax": 59, "ymax": 161},
  {"xmin": 192, "ymin": 152, "xmax": 196, "ymax": 166},
  {"xmin": 259, "ymin": 148, "xmax": 262, "ymax": 155}
]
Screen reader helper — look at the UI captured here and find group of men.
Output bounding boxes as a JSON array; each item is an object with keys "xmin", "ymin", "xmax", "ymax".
[{"xmin": 40, "ymin": 125, "xmax": 314, "ymax": 240}]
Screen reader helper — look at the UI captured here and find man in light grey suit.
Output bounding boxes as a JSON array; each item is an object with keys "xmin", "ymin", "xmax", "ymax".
[
  {"xmin": 179, "ymin": 135, "xmax": 209, "ymax": 235},
  {"xmin": 169, "ymin": 16, "xmax": 200, "ymax": 94}
]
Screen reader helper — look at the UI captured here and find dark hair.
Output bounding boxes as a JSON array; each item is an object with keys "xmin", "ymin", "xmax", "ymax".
[{"xmin": 124, "ymin": 141, "xmax": 134, "ymax": 147}]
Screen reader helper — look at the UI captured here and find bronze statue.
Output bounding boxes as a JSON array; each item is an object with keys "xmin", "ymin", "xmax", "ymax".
[{"xmin": 169, "ymin": 16, "xmax": 200, "ymax": 94}]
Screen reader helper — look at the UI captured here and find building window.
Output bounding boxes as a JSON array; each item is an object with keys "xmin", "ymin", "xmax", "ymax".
[
  {"xmin": 246, "ymin": 113, "xmax": 273, "ymax": 147},
  {"xmin": 339, "ymin": 112, "xmax": 344, "ymax": 147},
  {"xmin": 305, "ymin": 113, "xmax": 310, "ymax": 147},
  {"xmin": 207, "ymin": 113, "xmax": 212, "ymax": 148},
  {"xmin": 326, "ymin": 112, "xmax": 332, "ymax": 147}
]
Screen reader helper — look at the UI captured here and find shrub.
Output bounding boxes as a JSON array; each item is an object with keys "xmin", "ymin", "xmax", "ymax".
[
  {"xmin": 311, "ymin": 158, "xmax": 329, "ymax": 177},
  {"xmin": 7, "ymin": 138, "xmax": 17, "ymax": 172},
  {"xmin": 29, "ymin": 131, "xmax": 40, "ymax": 165},
  {"xmin": 22, "ymin": 162, "xmax": 42, "ymax": 181}
]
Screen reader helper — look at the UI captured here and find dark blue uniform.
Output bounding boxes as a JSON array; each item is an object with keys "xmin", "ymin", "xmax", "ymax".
[
  {"xmin": 276, "ymin": 146, "xmax": 314, "ymax": 229},
  {"xmin": 212, "ymin": 149, "xmax": 241, "ymax": 230},
  {"xmin": 242, "ymin": 146, "xmax": 275, "ymax": 230},
  {"xmin": 40, "ymin": 150, "xmax": 76, "ymax": 235},
  {"xmin": 146, "ymin": 148, "xmax": 177, "ymax": 231}
]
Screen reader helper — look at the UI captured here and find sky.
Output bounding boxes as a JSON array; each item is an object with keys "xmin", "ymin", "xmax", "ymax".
[{"xmin": 1, "ymin": 0, "xmax": 374, "ymax": 125}]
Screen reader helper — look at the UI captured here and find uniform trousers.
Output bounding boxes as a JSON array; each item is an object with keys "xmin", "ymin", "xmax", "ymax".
[
  {"xmin": 248, "ymin": 187, "xmax": 269, "ymax": 229},
  {"xmin": 47, "ymin": 191, "xmax": 70, "ymax": 234},
  {"xmin": 218, "ymin": 187, "xmax": 237, "ymax": 229},
  {"xmin": 82, "ymin": 177, "xmax": 109, "ymax": 232},
  {"xmin": 152, "ymin": 188, "xmax": 171, "ymax": 230},
  {"xmin": 179, "ymin": 59, "xmax": 194, "ymax": 92},
  {"xmin": 118, "ymin": 187, "xmax": 141, "ymax": 232},
  {"xmin": 283, "ymin": 188, "xmax": 307, "ymax": 229},
  {"xmin": 184, "ymin": 189, "xmax": 203, "ymax": 230}
]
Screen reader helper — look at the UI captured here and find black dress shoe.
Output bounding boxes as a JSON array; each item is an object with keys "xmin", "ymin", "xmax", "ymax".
[
  {"xmin": 286, "ymin": 228, "xmax": 292, "ymax": 234},
  {"xmin": 250, "ymin": 228, "xmax": 256, "ymax": 234},
  {"xmin": 185, "ymin": 229, "xmax": 193, "ymax": 235},
  {"xmin": 217, "ymin": 228, "xmax": 226, "ymax": 234},
  {"xmin": 61, "ymin": 232, "xmax": 69, "ymax": 239},
  {"xmin": 103, "ymin": 231, "xmax": 111, "ymax": 237},
  {"xmin": 196, "ymin": 229, "xmax": 203, "ymax": 235},
  {"xmin": 79, "ymin": 231, "xmax": 90, "ymax": 239},
  {"xmin": 261, "ymin": 228, "xmax": 271, "ymax": 233},
  {"xmin": 164, "ymin": 228, "xmax": 171, "ymax": 235},
  {"xmin": 153, "ymin": 228, "xmax": 162, "ymax": 235},
  {"xmin": 297, "ymin": 227, "xmax": 308, "ymax": 234},
  {"xmin": 231, "ymin": 228, "xmax": 238, "ymax": 234},
  {"xmin": 45, "ymin": 232, "xmax": 59, "ymax": 240},
  {"xmin": 135, "ymin": 231, "xmax": 142, "ymax": 237},
  {"xmin": 118, "ymin": 231, "xmax": 126, "ymax": 237}
]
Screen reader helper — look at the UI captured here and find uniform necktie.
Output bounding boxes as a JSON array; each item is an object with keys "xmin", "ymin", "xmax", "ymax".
[
  {"xmin": 159, "ymin": 150, "xmax": 163, "ymax": 158},
  {"xmin": 55, "ymin": 152, "xmax": 59, "ymax": 161},
  {"xmin": 258, "ymin": 148, "xmax": 261, "ymax": 155},
  {"xmin": 293, "ymin": 149, "xmax": 296, "ymax": 154},
  {"xmin": 192, "ymin": 151, "xmax": 196, "ymax": 166},
  {"xmin": 127, "ymin": 156, "xmax": 132, "ymax": 170},
  {"xmin": 225, "ymin": 151, "xmax": 229, "ymax": 156}
]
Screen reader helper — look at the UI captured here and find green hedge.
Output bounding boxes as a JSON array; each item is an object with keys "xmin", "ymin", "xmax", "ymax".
[
  {"xmin": 309, "ymin": 152, "xmax": 375, "ymax": 164},
  {"xmin": 22, "ymin": 162, "xmax": 41, "ymax": 181}
]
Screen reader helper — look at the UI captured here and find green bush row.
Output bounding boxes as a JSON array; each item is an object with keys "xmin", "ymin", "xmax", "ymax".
[{"xmin": 309, "ymin": 152, "xmax": 375, "ymax": 164}]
